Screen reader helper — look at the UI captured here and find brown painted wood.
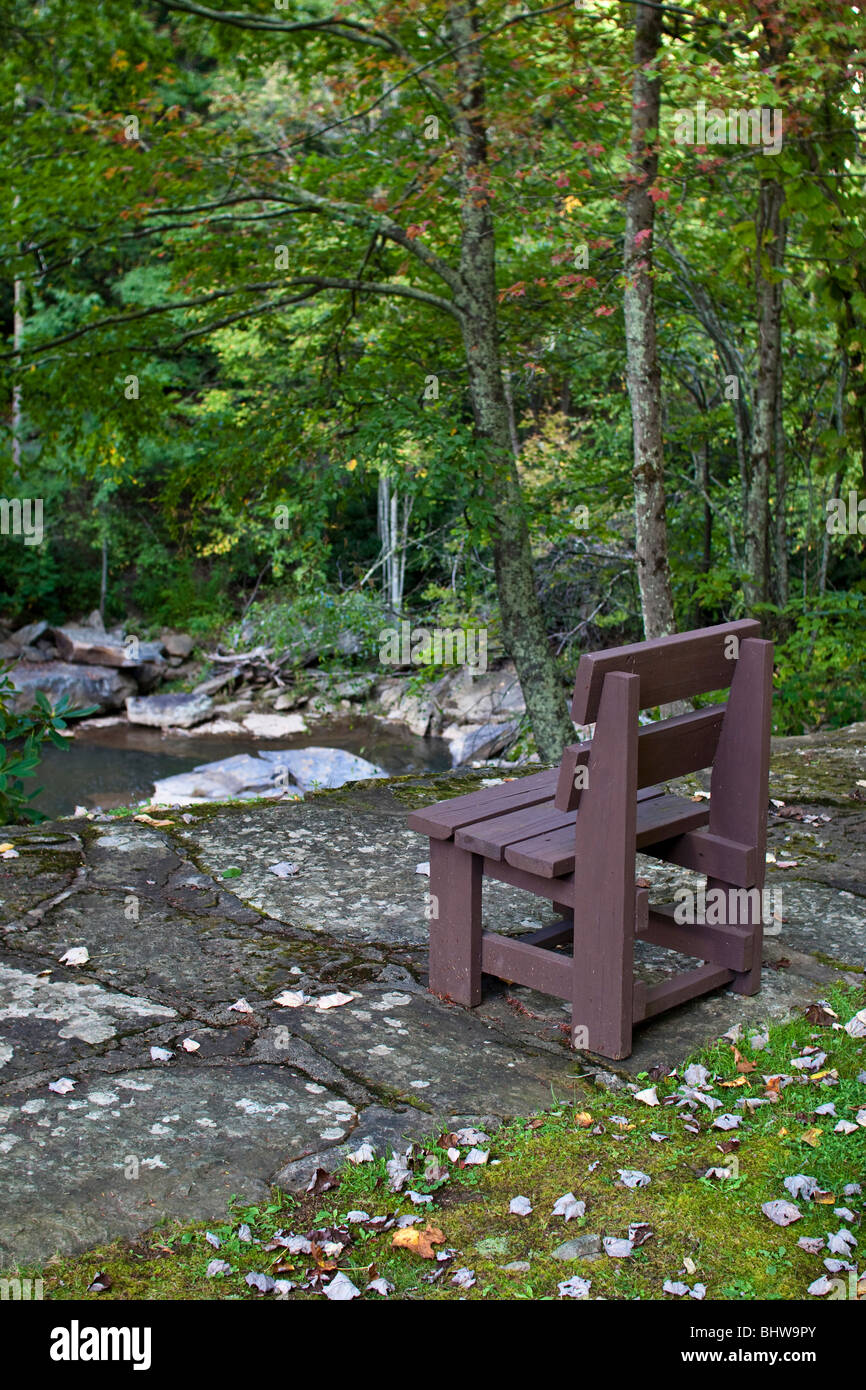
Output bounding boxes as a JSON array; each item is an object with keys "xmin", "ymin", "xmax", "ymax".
[
  {"xmin": 555, "ymin": 706, "xmax": 724, "ymax": 812},
  {"xmin": 520, "ymin": 918, "xmax": 574, "ymax": 949},
  {"xmin": 634, "ymin": 963, "xmax": 735, "ymax": 1022},
  {"xmin": 455, "ymin": 802, "xmax": 574, "ymax": 860},
  {"xmin": 482, "ymin": 856, "xmax": 575, "ymax": 906},
  {"xmin": 638, "ymin": 904, "xmax": 754, "ymax": 971},
  {"xmin": 636, "ymin": 706, "xmax": 725, "ymax": 786},
  {"xmin": 554, "ymin": 743, "xmax": 592, "ymax": 813},
  {"xmin": 427, "ymin": 839, "xmax": 482, "ymax": 1005},
  {"xmin": 648, "ymin": 828, "xmax": 757, "ymax": 886},
  {"xmin": 458, "ymin": 781, "xmax": 666, "ymax": 859},
  {"xmin": 571, "ymin": 619, "xmax": 760, "ymax": 723},
  {"xmin": 410, "ymin": 623, "xmax": 772, "ymax": 1062},
  {"xmin": 481, "ymin": 932, "xmax": 573, "ymax": 999},
  {"xmin": 708, "ymin": 638, "xmax": 773, "ymax": 996},
  {"xmin": 503, "ymin": 794, "xmax": 709, "ymax": 878},
  {"xmin": 570, "ymin": 671, "xmax": 640, "ymax": 1059},
  {"xmin": 408, "ymin": 767, "xmax": 558, "ymax": 839}
]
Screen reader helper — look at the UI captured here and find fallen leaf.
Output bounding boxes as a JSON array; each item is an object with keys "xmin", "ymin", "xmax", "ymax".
[
  {"xmin": 267, "ymin": 861, "xmax": 299, "ymax": 878},
  {"xmin": 558, "ymin": 1275, "xmax": 591, "ymax": 1298},
  {"xmin": 800, "ymin": 1127, "xmax": 823, "ymax": 1148},
  {"xmin": 86, "ymin": 1271, "xmax": 112, "ymax": 1293},
  {"xmin": 59, "ymin": 947, "xmax": 89, "ymax": 967},
  {"xmin": 509, "ymin": 1196, "xmax": 533, "ymax": 1216},
  {"xmin": 634, "ymin": 1085, "xmax": 659, "ymax": 1106},
  {"xmin": 323, "ymin": 1272, "xmax": 360, "ymax": 1301},
  {"xmin": 391, "ymin": 1223, "xmax": 445, "ymax": 1259},
  {"xmin": 603, "ymin": 1236, "xmax": 634, "ymax": 1258},
  {"xmin": 762, "ymin": 1200, "xmax": 802, "ymax": 1227},
  {"xmin": 552, "ymin": 1192, "xmax": 585, "ymax": 1221},
  {"xmin": 618, "ymin": 1169, "xmax": 651, "ymax": 1188},
  {"xmin": 315, "ymin": 992, "xmax": 355, "ymax": 1010}
]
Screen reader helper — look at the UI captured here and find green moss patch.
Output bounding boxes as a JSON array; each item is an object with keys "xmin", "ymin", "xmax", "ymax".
[{"xmin": 19, "ymin": 985, "xmax": 865, "ymax": 1302}]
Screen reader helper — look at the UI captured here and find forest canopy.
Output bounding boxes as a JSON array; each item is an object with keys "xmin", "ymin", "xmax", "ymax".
[{"xmin": 2, "ymin": 0, "xmax": 865, "ymax": 747}]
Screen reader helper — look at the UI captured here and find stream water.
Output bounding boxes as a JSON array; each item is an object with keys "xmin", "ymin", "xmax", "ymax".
[{"xmin": 31, "ymin": 716, "xmax": 452, "ymax": 819}]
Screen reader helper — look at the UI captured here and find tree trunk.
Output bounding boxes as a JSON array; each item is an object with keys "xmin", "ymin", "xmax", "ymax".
[
  {"xmin": 772, "ymin": 348, "xmax": 789, "ymax": 606},
  {"xmin": 448, "ymin": 1, "xmax": 572, "ymax": 759},
  {"xmin": 623, "ymin": 3, "xmax": 676, "ymax": 640},
  {"xmin": 745, "ymin": 176, "xmax": 785, "ymax": 609}
]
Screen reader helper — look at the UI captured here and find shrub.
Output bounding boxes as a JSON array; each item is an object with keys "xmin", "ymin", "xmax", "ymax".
[{"xmin": 0, "ymin": 671, "xmax": 97, "ymax": 825}]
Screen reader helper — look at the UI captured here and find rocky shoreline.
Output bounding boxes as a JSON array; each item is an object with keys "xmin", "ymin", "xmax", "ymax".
[{"xmin": 1, "ymin": 612, "xmax": 532, "ymax": 798}]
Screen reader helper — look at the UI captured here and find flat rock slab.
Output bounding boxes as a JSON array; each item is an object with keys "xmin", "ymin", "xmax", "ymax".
[
  {"xmin": 0, "ymin": 1065, "xmax": 359, "ymax": 1268},
  {"xmin": 0, "ymin": 725, "xmax": 863, "ymax": 1268}
]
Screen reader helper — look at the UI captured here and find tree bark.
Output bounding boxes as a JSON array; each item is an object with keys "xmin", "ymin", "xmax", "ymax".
[
  {"xmin": 772, "ymin": 346, "xmax": 789, "ymax": 606},
  {"xmin": 623, "ymin": 3, "xmax": 676, "ymax": 639},
  {"xmin": 448, "ymin": 1, "xmax": 573, "ymax": 759},
  {"xmin": 745, "ymin": 176, "xmax": 785, "ymax": 609}
]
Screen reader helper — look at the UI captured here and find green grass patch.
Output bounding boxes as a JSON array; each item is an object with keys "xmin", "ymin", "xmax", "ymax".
[{"xmin": 19, "ymin": 984, "xmax": 865, "ymax": 1302}]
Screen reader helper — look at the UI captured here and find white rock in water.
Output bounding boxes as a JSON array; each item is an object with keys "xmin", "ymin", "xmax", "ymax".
[
  {"xmin": 150, "ymin": 745, "xmax": 386, "ymax": 806},
  {"xmin": 257, "ymin": 746, "xmax": 386, "ymax": 791},
  {"xmin": 242, "ymin": 712, "xmax": 308, "ymax": 737},
  {"xmin": 127, "ymin": 693, "xmax": 213, "ymax": 728}
]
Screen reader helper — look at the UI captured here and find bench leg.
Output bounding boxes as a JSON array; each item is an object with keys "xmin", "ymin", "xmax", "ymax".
[
  {"xmin": 710, "ymin": 879, "xmax": 764, "ymax": 996},
  {"xmin": 428, "ymin": 838, "xmax": 483, "ymax": 1006}
]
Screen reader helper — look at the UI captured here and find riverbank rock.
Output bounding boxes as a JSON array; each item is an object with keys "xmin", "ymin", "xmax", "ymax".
[
  {"xmin": 51, "ymin": 625, "xmax": 165, "ymax": 670},
  {"xmin": 443, "ymin": 720, "xmax": 521, "ymax": 766},
  {"xmin": 256, "ymin": 747, "xmax": 387, "ymax": 791},
  {"xmin": 241, "ymin": 712, "xmax": 308, "ymax": 738},
  {"xmin": 7, "ymin": 661, "xmax": 137, "ymax": 714},
  {"xmin": 150, "ymin": 745, "xmax": 386, "ymax": 805},
  {"xmin": 160, "ymin": 630, "xmax": 194, "ymax": 659},
  {"xmin": 127, "ymin": 693, "xmax": 214, "ymax": 729}
]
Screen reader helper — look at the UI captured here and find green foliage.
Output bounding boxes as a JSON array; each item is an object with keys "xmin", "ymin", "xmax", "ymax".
[
  {"xmin": 0, "ymin": 672, "xmax": 97, "ymax": 825},
  {"xmin": 244, "ymin": 588, "xmax": 388, "ymax": 667},
  {"xmin": 773, "ymin": 592, "xmax": 866, "ymax": 734}
]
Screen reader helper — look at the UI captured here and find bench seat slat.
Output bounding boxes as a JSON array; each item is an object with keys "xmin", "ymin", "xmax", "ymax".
[
  {"xmin": 406, "ymin": 768, "xmax": 559, "ymax": 840},
  {"xmin": 455, "ymin": 783, "xmax": 666, "ymax": 860},
  {"xmin": 504, "ymin": 795, "xmax": 711, "ymax": 878}
]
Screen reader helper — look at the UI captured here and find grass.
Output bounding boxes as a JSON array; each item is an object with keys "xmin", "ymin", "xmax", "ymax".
[{"xmin": 19, "ymin": 983, "xmax": 866, "ymax": 1302}]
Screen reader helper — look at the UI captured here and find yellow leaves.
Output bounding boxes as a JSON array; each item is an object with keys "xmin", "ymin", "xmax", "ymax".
[
  {"xmin": 109, "ymin": 50, "xmax": 129, "ymax": 72},
  {"xmin": 800, "ymin": 1127, "xmax": 823, "ymax": 1148},
  {"xmin": 561, "ymin": 195, "xmax": 582, "ymax": 214},
  {"xmin": 0, "ymin": 843, "xmax": 15, "ymax": 854},
  {"xmin": 391, "ymin": 1223, "xmax": 445, "ymax": 1259},
  {"xmin": 574, "ymin": 1111, "xmax": 593, "ymax": 1129},
  {"xmin": 721, "ymin": 1075, "xmax": 748, "ymax": 1089},
  {"xmin": 133, "ymin": 814, "xmax": 174, "ymax": 828},
  {"xmin": 345, "ymin": 458, "xmax": 358, "ymax": 472}
]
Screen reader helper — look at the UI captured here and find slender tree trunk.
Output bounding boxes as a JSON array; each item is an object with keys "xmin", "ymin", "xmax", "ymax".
[
  {"xmin": 623, "ymin": 3, "xmax": 676, "ymax": 639},
  {"xmin": 745, "ymin": 176, "xmax": 785, "ymax": 609},
  {"xmin": 11, "ymin": 269, "xmax": 23, "ymax": 475},
  {"xmin": 773, "ymin": 348, "xmax": 789, "ymax": 606},
  {"xmin": 448, "ymin": 1, "xmax": 572, "ymax": 759}
]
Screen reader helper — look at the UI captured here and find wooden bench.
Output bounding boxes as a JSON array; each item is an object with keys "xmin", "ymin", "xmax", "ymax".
[{"xmin": 408, "ymin": 620, "xmax": 773, "ymax": 1059}]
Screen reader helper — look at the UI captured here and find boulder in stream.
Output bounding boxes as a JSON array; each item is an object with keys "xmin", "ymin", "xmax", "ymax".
[
  {"xmin": 7, "ymin": 661, "xmax": 137, "ymax": 714},
  {"xmin": 150, "ymin": 745, "xmax": 386, "ymax": 805},
  {"xmin": 127, "ymin": 692, "xmax": 214, "ymax": 728}
]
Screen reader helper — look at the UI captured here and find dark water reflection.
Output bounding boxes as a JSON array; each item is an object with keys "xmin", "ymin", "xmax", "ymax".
[{"xmin": 31, "ymin": 717, "xmax": 452, "ymax": 819}]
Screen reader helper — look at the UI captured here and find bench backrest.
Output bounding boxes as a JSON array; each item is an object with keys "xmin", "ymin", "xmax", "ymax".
[{"xmin": 555, "ymin": 622, "xmax": 772, "ymax": 817}]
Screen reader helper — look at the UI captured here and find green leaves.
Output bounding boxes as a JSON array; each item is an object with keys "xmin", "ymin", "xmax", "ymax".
[{"xmin": 0, "ymin": 672, "xmax": 97, "ymax": 826}]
